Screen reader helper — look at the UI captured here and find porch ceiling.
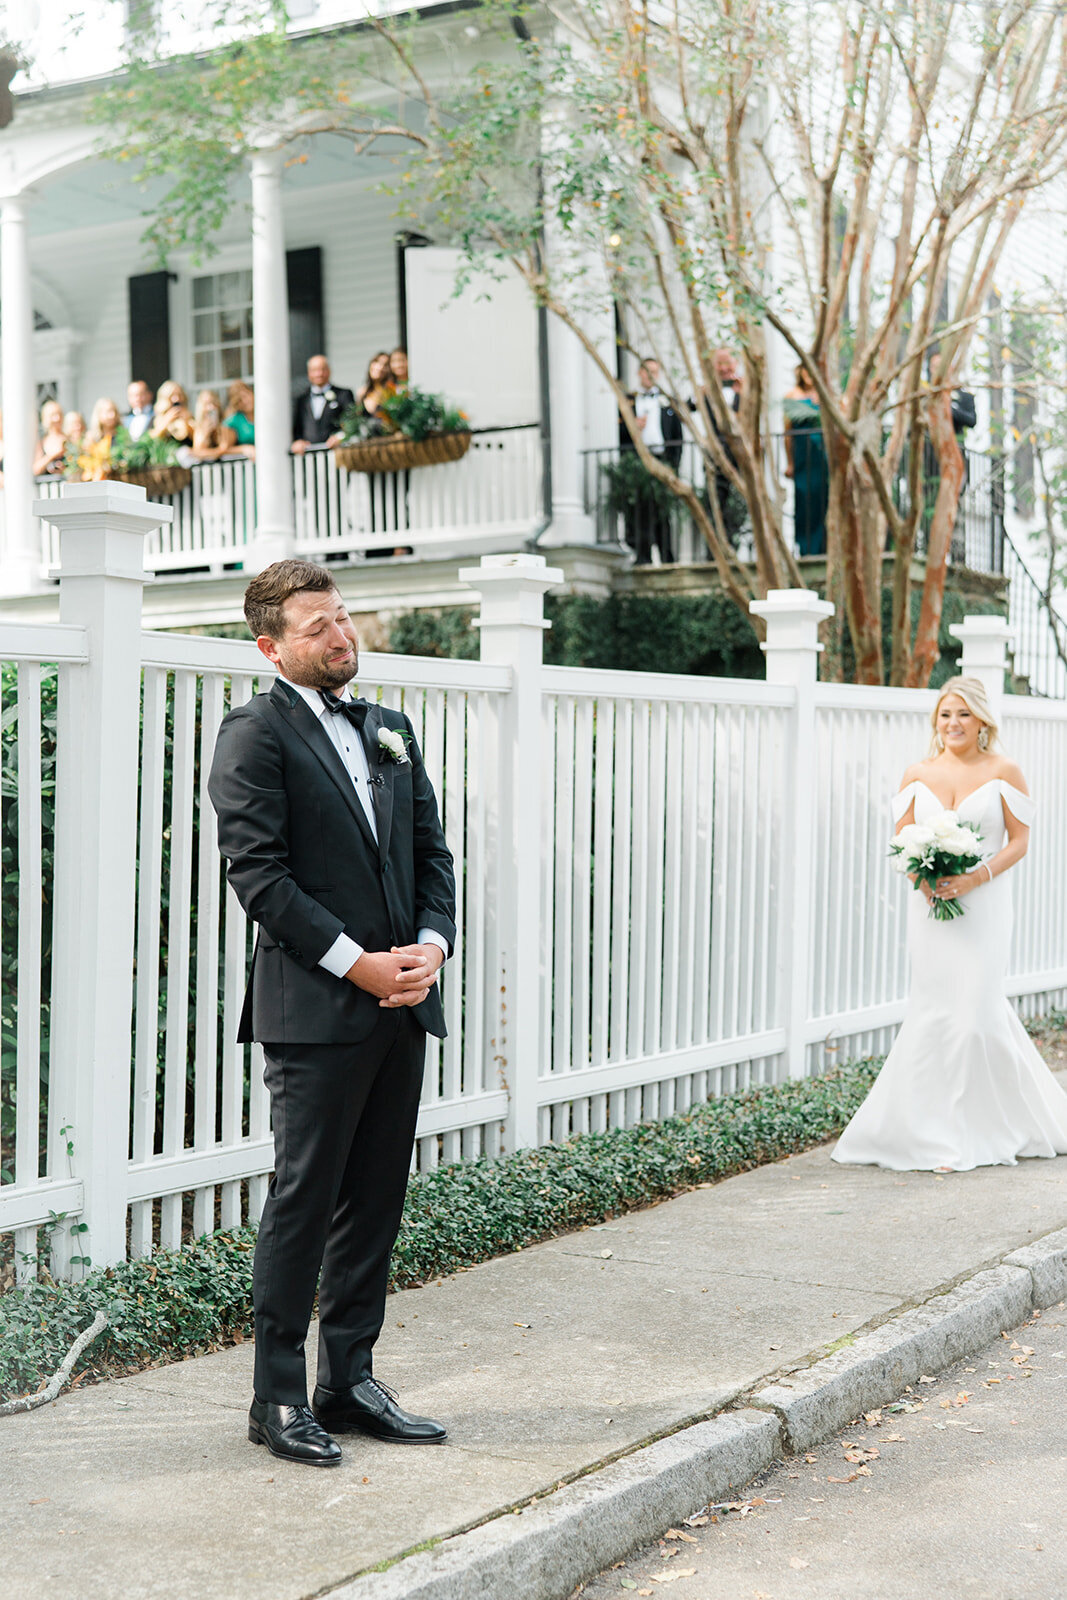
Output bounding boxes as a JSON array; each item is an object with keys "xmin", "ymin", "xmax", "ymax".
[{"xmin": 28, "ymin": 136, "xmax": 402, "ymax": 238}]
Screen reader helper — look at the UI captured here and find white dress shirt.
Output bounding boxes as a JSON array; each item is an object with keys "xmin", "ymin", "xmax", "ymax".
[
  {"xmin": 309, "ymin": 386, "xmax": 329, "ymax": 421},
  {"xmin": 279, "ymin": 676, "xmax": 448, "ymax": 978},
  {"xmin": 127, "ymin": 408, "xmax": 153, "ymax": 441},
  {"xmin": 635, "ymin": 387, "xmax": 665, "ymax": 452}
]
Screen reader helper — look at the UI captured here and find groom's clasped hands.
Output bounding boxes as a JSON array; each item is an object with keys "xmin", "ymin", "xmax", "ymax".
[{"xmin": 346, "ymin": 943, "xmax": 445, "ymax": 1008}]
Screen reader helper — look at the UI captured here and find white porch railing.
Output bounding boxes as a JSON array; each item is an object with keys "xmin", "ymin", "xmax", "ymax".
[
  {"xmin": 31, "ymin": 425, "xmax": 544, "ymax": 575},
  {"xmin": 2, "ymin": 487, "xmax": 1065, "ymax": 1281}
]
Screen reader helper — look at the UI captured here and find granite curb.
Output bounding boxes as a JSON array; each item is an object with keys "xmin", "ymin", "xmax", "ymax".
[
  {"xmin": 327, "ymin": 1234, "xmax": 1063, "ymax": 1600},
  {"xmin": 327, "ymin": 1411, "xmax": 781, "ymax": 1600}
]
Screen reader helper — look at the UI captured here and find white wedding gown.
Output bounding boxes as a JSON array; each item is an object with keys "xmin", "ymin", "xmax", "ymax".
[{"xmin": 832, "ymin": 779, "xmax": 1067, "ymax": 1172}]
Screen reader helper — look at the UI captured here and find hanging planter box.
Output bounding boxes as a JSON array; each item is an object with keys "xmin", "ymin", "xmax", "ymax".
[
  {"xmin": 105, "ymin": 464, "xmax": 192, "ymax": 496},
  {"xmin": 333, "ymin": 431, "xmax": 472, "ymax": 474}
]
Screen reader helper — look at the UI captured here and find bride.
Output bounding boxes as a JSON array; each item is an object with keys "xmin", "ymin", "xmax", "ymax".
[{"xmin": 833, "ymin": 675, "xmax": 1067, "ymax": 1172}]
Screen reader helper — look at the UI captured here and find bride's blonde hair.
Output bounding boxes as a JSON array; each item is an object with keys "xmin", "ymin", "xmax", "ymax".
[{"xmin": 928, "ymin": 675, "xmax": 999, "ymax": 756}]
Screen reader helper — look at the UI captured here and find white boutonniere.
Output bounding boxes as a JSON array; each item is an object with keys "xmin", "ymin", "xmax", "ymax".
[
  {"xmin": 324, "ymin": 388, "xmax": 337, "ymax": 405},
  {"xmin": 377, "ymin": 727, "xmax": 410, "ymax": 765}
]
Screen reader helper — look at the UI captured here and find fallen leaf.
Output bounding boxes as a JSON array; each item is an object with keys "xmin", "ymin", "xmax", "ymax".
[
  {"xmin": 600, "ymin": 1248, "xmax": 614, "ymax": 1259},
  {"xmin": 828, "ymin": 1473, "xmax": 859, "ymax": 1483},
  {"xmin": 843, "ymin": 1447, "xmax": 879, "ymax": 1463},
  {"xmin": 939, "ymin": 1398, "xmax": 952, "ymax": 1410},
  {"xmin": 664, "ymin": 1529, "xmax": 698, "ymax": 1543},
  {"xmin": 789, "ymin": 1556, "xmax": 810, "ymax": 1570},
  {"xmin": 804, "ymin": 1453, "xmax": 818, "ymax": 1463},
  {"xmin": 683, "ymin": 1515, "xmax": 709, "ymax": 1527},
  {"xmin": 620, "ymin": 1582, "xmax": 637, "ymax": 1592},
  {"xmin": 864, "ymin": 1409, "xmax": 883, "ymax": 1426},
  {"xmin": 919, "ymin": 1374, "xmax": 937, "ymax": 1385},
  {"xmin": 28, "ymin": 1498, "xmax": 50, "ymax": 1506},
  {"xmin": 649, "ymin": 1571, "xmax": 696, "ymax": 1585},
  {"xmin": 884, "ymin": 1434, "xmax": 906, "ymax": 1442},
  {"xmin": 854, "ymin": 1465, "xmax": 873, "ymax": 1476}
]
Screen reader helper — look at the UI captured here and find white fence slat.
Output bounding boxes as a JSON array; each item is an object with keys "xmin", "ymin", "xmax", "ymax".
[
  {"xmin": 130, "ymin": 667, "xmax": 168, "ymax": 1258},
  {"xmin": 160, "ymin": 671, "xmax": 197, "ymax": 1252},
  {"xmin": 193, "ymin": 673, "xmax": 225, "ymax": 1236}
]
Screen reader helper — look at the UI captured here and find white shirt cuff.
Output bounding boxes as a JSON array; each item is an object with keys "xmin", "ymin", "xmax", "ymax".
[
  {"xmin": 418, "ymin": 928, "xmax": 450, "ymax": 960},
  {"xmin": 318, "ymin": 931, "xmax": 364, "ymax": 978}
]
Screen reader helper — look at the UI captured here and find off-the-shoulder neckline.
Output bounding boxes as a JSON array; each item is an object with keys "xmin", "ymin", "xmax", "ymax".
[{"xmin": 904, "ymin": 777, "xmax": 1028, "ymax": 809}]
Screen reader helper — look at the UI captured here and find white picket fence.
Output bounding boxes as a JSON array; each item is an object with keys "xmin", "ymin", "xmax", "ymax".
[{"xmin": 1, "ymin": 485, "xmax": 1065, "ymax": 1281}]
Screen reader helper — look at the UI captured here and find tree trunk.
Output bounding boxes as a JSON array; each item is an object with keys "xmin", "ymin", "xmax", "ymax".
[{"xmin": 906, "ymin": 393, "xmax": 965, "ymax": 687}]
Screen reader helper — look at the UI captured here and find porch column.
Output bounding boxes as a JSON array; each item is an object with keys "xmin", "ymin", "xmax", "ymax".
[
  {"xmin": 541, "ymin": 315, "xmax": 596, "ymax": 546},
  {"xmin": 1, "ymin": 192, "xmax": 43, "ymax": 593},
  {"xmin": 248, "ymin": 148, "xmax": 295, "ymax": 569}
]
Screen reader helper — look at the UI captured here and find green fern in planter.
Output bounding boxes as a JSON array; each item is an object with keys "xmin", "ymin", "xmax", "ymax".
[
  {"xmin": 111, "ymin": 432, "xmax": 182, "ymax": 473},
  {"xmin": 339, "ymin": 386, "xmax": 469, "ymax": 445}
]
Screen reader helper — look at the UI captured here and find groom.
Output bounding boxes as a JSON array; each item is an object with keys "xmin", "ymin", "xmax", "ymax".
[{"xmin": 208, "ymin": 560, "xmax": 456, "ymax": 1467}]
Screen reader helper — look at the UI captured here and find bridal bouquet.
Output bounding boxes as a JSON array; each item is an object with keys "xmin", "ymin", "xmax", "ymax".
[{"xmin": 890, "ymin": 811, "xmax": 987, "ymax": 921}]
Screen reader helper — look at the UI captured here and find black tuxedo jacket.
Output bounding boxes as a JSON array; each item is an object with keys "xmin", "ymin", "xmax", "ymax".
[
  {"xmin": 208, "ymin": 679, "xmax": 456, "ymax": 1044},
  {"xmin": 292, "ymin": 385, "xmax": 356, "ymax": 446}
]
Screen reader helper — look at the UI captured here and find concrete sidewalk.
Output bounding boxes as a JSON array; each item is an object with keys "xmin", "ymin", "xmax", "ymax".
[{"xmin": 3, "ymin": 1109, "xmax": 1066, "ymax": 1600}]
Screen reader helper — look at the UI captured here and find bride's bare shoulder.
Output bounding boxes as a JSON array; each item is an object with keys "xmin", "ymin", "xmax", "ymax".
[
  {"xmin": 898, "ymin": 761, "xmax": 929, "ymax": 789},
  {"xmin": 993, "ymin": 755, "xmax": 1028, "ymax": 792}
]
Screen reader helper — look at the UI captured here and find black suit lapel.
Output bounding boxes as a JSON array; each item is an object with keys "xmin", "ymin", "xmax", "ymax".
[
  {"xmin": 268, "ymin": 680, "xmax": 379, "ymax": 854},
  {"xmin": 360, "ymin": 703, "xmax": 394, "ymax": 863}
]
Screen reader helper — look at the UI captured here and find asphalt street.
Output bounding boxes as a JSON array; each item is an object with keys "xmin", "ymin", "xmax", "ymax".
[{"xmin": 573, "ymin": 1306, "xmax": 1067, "ymax": 1600}]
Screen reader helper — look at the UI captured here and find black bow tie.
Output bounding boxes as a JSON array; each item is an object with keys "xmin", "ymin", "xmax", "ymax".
[
  {"xmin": 320, "ymin": 691, "xmax": 368, "ymax": 729},
  {"xmin": 311, "ymin": 386, "xmax": 329, "ymax": 395}
]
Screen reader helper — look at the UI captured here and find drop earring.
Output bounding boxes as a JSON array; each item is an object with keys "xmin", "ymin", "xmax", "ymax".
[
  {"xmin": 978, "ymin": 728, "xmax": 990, "ymax": 751},
  {"xmin": 933, "ymin": 732, "xmax": 944, "ymax": 752}
]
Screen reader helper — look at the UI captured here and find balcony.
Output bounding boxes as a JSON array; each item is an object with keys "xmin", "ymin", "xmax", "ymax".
[
  {"xmin": 582, "ymin": 438, "xmax": 1008, "ymax": 577},
  {"xmin": 30, "ymin": 424, "xmax": 544, "ymax": 577}
]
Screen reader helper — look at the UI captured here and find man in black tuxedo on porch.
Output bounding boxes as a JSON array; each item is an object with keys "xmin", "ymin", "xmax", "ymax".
[
  {"xmin": 208, "ymin": 560, "xmax": 456, "ymax": 1467},
  {"xmin": 291, "ymin": 353, "xmax": 356, "ymax": 453}
]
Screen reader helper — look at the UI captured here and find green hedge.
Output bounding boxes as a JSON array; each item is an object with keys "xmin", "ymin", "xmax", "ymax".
[
  {"xmin": 388, "ymin": 591, "xmax": 766, "ymax": 678},
  {"xmin": 0, "ymin": 1057, "xmax": 880, "ymax": 1402}
]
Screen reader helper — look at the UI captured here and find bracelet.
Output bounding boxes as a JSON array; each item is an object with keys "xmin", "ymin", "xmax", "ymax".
[{"xmin": 981, "ymin": 862, "xmax": 993, "ymax": 884}]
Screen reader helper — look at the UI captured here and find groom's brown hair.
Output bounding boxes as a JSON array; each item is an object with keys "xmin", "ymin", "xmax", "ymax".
[{"xmin": 243, "ymin": 560, "xmax": 335, "ymax": 641}]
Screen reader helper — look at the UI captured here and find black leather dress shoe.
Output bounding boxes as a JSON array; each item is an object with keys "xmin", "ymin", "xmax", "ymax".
[
  {"xmin": 312, "ymin": 1378, "xmax": 447, "ymax": 1444},
  {"xmin": 247, "ymin": 1398, "xmax": 342, "ymax": 1466}
]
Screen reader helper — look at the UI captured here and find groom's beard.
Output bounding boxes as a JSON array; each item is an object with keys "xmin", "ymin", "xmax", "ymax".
[{"xmin": 276, "ymin": 646, "xmax": 359, "ymax": 691}]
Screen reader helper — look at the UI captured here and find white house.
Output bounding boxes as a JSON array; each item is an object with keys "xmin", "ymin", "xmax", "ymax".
[{"xmin": 0, "ymin": 0, "xmax": 1058, "ymax": 674}]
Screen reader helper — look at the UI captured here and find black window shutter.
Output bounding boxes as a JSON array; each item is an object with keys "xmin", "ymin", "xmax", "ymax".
[
  {"xmin": 286, "ymin": 247, "xmax": 323, "ymax": 393},
  {"xmin": 128, "ymin": 272, "xmax": 172, "ymax": 395}
]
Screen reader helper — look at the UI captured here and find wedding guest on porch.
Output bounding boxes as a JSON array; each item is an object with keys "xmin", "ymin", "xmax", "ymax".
[
  {"xmin": 123, "ymin": 379, "xmax": 155, "ymax": 442},
  {"xmin": 224, "ymin": 381, "xmax": 256, "ymax": 456},
  {"xmin": 783, "ymin": 364, "xmax": 828, "ymax": 557},
  {"xmin": 151, "ymin": 380, "xmax": 195, "ymax": 446},
  {"xmin": 618, "ymin": 357, "xmax": 682, "ymax": 565},
  {"xmin": 63, "ymin": 411, "xmax": 86, "ymax": 450},
  {"xmin": 291, "ymin": 355, "xmax": 355, "ymax": 454},
  {"xmin": 33, "ymin": 400, "xmax": 68, "ymax": 477},
  {"xmin": 85, "ymin": 396, "xmax": 124, "ymax": 447},
  {"xmin": 388, "ymin": 347, "xmax": 409, "ymax": 388},
  {"xmin": 188, "ymin": 389, "xmax": 238, "ymax": 463},
  {"xmin": 356, "ymin": 351, "xmax": 395, "ymax": 418}
]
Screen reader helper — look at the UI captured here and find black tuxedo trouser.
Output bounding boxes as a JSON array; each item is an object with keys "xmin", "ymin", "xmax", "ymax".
[{"xmin": 253, "ymin": 1008, "xmax": 425, "ymax": 1405}]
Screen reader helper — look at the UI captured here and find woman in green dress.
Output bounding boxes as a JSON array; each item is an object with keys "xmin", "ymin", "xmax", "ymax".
[
  {"xmin": 224, "ymin": 381, "xmax": 256, "ymax": 458},
  {"xmin": 783, "ymin": 365, "xmax": 828, "ymax": 556}
]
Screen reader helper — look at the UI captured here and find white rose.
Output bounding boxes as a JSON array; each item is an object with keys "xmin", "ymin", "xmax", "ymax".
[
  {"xmin": 377, "ymin": 727, "xmax": 409, "ymax": 763},
  {"xmin": 931, "ymin": 810, "xmax": 960, "ymax": 838}
]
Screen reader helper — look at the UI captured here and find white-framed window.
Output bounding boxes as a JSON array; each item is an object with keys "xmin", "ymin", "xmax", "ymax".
[{"xmin": 191, "ymin": 270, "xmax": 254, "ymax": 387}]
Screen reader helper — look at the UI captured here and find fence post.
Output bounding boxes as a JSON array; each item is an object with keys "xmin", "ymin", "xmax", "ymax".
[
  {"xmin": 460, "ymin": 553, "xmax": 563, "ymax": 1152},
  {"xmin": 949, "ymin": 614, "xmax": 1013, "ymax": 711},
  {"xmin": 749, "ymin": 588, "xmax": 834, "ymax": 1081},
  {"xmin": 41, "ymin": 482, "xmax": 172, "ymax": 1276}
]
